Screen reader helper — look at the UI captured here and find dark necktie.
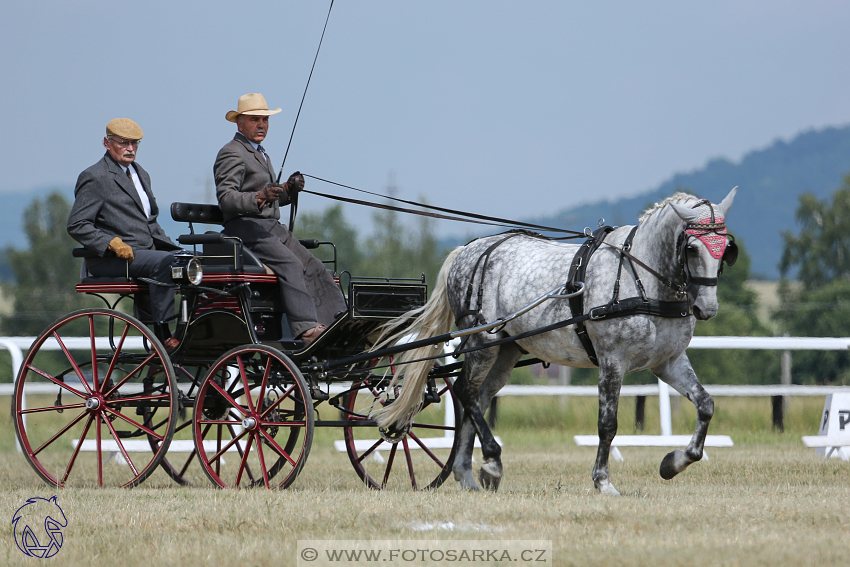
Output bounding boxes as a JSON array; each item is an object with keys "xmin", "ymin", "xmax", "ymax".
[
  {"xmin": 126, "ymin": 167, "xmax": 133, "ymax": 181},
  {"xmin": 257, "ymin": 145, "xmax": 270, "ymax": 165}
]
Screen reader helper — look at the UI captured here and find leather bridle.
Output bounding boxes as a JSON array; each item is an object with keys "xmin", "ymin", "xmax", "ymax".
[{"xmin": 675, "ymin": 199, "xmax": 738, "ymax": 290}]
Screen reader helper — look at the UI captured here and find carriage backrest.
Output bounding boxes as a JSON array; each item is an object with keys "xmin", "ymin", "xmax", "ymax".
[
  {"xmin": 170, "ymin": 202, "xmax": 320, "ymax": 273},
  {"xmin": 170, "ymin": 202, "xmax": 268, "ymax": 273}
]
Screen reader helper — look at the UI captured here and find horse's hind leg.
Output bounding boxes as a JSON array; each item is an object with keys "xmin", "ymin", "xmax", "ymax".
[
  {"xmin": 592, "ymin": 359, "xmax": 625, "ymax": 496},
  {"xmin": 452, "ymin": 344, "xmax": 521, "ymax": 491},
  {"xmin": 652, "ymin": 352, "xmax": 714, "ymax": 480}
]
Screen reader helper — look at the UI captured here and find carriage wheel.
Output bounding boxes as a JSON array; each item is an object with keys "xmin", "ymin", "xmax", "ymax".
[
  {"xmin": 148, "ymin": 364, "xmax": 210, "ymax": 487},
  {"xmin": 193, "ymin": 345, "xmax": 314, "ymax": 489},
  {"xmin": 342, "ymin": 373, "xmax": 461, "ymax": 490},
  {"xmin": 12, "ymin": 308, "xmax": 177, "ymax": 488}
]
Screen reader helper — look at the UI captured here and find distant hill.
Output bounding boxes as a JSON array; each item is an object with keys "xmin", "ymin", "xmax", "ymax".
[{"xmin": 521, "ymin": 125, "xmax": 850, "ymax": 279}]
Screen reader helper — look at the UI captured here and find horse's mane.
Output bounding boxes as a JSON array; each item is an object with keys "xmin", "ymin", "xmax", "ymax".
[{"xmin": 638, "ymin": 192, "xmax": 698, "ymax": 223}]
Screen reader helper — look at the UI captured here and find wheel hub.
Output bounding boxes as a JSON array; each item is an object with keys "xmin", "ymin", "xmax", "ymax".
[
  {"xmin": 85, "ymin": 397, "xmax": 102, "ymax": 411},
  {"xmin": 242, "ymin": 416, "xmax": 258, "ymax": 430}
]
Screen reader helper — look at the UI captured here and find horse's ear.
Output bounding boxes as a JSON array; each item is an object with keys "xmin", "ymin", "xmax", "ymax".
[
  {"xmin": 670, "ymin": 201, "xmax": 700, "ymax": 224},
  {"xmin": 717, "ymin": 186, "xmax": 737, "ymax": 217}
]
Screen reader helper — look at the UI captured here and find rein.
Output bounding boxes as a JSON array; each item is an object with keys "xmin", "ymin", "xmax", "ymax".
[{"xmin": 301, "ymin": 175, "xmax": 587, "ymax": 236}]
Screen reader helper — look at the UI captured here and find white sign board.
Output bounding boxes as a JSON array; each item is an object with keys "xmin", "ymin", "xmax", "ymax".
[{"xmin": 808, "ymin": 393, "xmax": 850, "ymax": 460}]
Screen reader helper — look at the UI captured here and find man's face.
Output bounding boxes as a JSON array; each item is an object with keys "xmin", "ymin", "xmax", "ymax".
[
  {"xmin": 237, "ymin": 115, "xmax": 269, "ymax": 144},
  {"xmin": 104, "ymin": 135, "xmax": 140, "ymax": 167}
]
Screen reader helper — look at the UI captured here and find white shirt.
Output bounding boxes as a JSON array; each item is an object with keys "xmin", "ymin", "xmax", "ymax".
[{"xmin": 123, "ymin": 164, "xmax": 152, "ymax": 219}]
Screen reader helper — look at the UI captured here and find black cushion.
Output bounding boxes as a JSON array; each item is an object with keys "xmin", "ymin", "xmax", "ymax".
[{"xmin": 171, "ymin": 202, "xmax": 224, "ymax": 224}]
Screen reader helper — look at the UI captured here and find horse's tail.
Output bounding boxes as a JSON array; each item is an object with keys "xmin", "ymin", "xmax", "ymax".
[{"xmin": 370, "ymin": 246, "xmax": 463, "ymax": 429}]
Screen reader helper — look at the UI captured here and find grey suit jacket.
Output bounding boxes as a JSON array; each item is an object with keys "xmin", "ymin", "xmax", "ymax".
[
  {"xmin": 214, "ymin": 133, "xmax": 292, "ymax": 224},
  {"xmin": 67, "ymin": 153, "xmax": 179, "ymax": 255}
]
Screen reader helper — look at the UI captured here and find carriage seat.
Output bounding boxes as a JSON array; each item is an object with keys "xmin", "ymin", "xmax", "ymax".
[
  {"xmin": 170, "ymin": 202, "xmax": 319, "ymax": 276},
  {"xmin": 71, "ymin": 248, "xmax": 148, "ymax": 295}
]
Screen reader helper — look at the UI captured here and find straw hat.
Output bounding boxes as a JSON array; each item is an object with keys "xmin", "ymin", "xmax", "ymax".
[
  {"xmin": 106, "ymin": 118, "xmax": 143, "ymax": 140},
  {"xmin": 225, "ymin": 93, "xmax": 282, "ymax": 122}
]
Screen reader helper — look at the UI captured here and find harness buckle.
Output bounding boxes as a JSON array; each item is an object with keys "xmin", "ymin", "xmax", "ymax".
[{"xmin": 589, "ymin": 306, "xmax": 607, "ymax": 320}]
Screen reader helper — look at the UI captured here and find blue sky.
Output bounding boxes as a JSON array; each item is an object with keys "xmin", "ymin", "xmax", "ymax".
[{"xmin": 2, "ymin": 1, "xmax": 850, "ymax": 237}]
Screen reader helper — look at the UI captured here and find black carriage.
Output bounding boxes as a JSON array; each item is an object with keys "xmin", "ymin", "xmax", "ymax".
[{"xmin": 12, "ymin": 202, "xmax": 461, "ymax": 489}]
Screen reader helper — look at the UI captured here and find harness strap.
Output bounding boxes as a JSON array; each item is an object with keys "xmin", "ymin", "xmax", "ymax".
[
  {"xmin": 455, "ymin": 229, "xmax": 549, "ymax": 351},
  {"xmin": 456, "ymin": 230, "xmax": 544, "ymax": 326},
  {"xmin": 564, "ymin": 225, "xmax": 691, "ymax": 367},
  {"xmin": 442, "ymin": 296, "xmax": 690, "ymax": 367},
  {"xmin": 564, "ymin": 225, "xmax": 614, "ymax": 366}
]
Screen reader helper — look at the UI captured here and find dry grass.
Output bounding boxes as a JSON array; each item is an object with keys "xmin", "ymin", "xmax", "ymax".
[{"xmin": 1, "ymin": 396, "xmax": 848, "ymax": 566}]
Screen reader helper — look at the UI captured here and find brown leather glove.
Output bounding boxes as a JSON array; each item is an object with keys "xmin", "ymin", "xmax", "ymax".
[
  {"xmin": 256, "ymin": 183, "xmax": 286, "ymax": 207},
  {"xmin": 284, "ymin": 171, "xmax": 304, "ymax": 195},
  {"xmin": 108, "ymin": 236, "xmax": 134, "ymax": 262}
]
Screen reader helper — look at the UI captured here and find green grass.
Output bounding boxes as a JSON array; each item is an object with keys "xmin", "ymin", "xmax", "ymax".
[{"xmin": 2, "ymin": 395, "xmax": 847, "ymax": 567}]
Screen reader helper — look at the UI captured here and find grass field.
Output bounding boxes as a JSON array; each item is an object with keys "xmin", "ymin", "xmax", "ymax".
[{"xmin": 2, "ymin": 395, "xmax": 848, "ymax": 566}]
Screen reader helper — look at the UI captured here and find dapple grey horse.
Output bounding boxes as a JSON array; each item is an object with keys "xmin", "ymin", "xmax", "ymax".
[{"xmin": 373, "ymin": 189, "xmax": 737, "ymax": 495}]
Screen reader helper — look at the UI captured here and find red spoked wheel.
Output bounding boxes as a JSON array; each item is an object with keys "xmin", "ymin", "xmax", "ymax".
[
  {"xmin": 12, "ymin": 309, "xmax": 177, "ymax": 488},
  {"xmin": 342, "ymin": 372, "xmax": 461, "ymax": 490},
  {"xmin": 193, "ymin": 345, "xmax": 314, "ymax": 489}
]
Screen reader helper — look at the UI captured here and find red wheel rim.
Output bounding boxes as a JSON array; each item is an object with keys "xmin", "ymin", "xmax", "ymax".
[
  {"xmin": 342, "ymin": 373, "xmax": 460, "ymax": 490},
  {"xmin": 13, "ymin": 309, "xmax": 177, "ymax": 488},
  {"xmin": 193, "ymin": 345, "xmax": 313, "ymax": 489}
]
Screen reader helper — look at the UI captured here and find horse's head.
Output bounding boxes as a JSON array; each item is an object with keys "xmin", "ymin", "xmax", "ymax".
[{"xmin": 669, "ymin": 187, "xmax": 737, "ymax": 320}]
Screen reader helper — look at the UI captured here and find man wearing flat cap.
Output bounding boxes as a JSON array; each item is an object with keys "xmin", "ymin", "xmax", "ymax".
[
  {"xmin": 68, "ymin": 118, "xmax": 182, "ymax": 350},
  {"xmin": 214, "ymin": 93, "xmax": 346, "ymax": 344}
]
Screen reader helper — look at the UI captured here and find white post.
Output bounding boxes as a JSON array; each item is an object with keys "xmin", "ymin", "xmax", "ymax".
[
  {"xmin": 657, "ymin": 378, "xmax": 673, "ymax": 436},
  {"xmin": 0, "ymin": 339, "xmax": 25, "ymax": 452},
  {"xmin": 444, "ymin": 338, "xmax": 461, "ymax": 438},
  {"xmin": 559, "ymin": 365, "xmax": 571, "ymax": 408}
]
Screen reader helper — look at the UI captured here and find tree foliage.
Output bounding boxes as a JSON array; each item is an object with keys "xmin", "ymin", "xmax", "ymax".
[
  {"xmin": 775, "ymin": 175, "xmax": 850, "ymax": 384},
  {"xmin": 296, "ymin": 201, "xmax": 448, "ymax": 289},
  {"xmin": 293, "ymin": 204, "xmax": 364, "ymax": 276},
  {"xmin": 1, "ymin": 191, "xmax": 94, "ymax": 336},
  {"xmin": 688, "ymin": 238, "xmax": 780, "ymax": 384},
  {"xmin": 779, "ymin": 175, "xmax": 850, "ymax": 289}
]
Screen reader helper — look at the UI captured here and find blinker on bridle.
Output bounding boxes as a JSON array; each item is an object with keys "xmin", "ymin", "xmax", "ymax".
[{"xmin": 676, "ymin": 199, "xmax": 738, "ymax": 290}]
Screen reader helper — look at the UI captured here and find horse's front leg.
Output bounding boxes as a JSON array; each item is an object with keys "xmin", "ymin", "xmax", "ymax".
[
  {"xmin": 593, "ymin": 359, "xmax": 624, "ymax": 496},
  {"xmin": 652, "ymin": 352, "xmax": 714, "ymax": 480}
]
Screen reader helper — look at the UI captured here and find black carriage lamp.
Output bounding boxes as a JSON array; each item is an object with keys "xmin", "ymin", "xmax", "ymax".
[{"xmin": 170, "ymin": 251, "xmax": 203, "ymax": 285}]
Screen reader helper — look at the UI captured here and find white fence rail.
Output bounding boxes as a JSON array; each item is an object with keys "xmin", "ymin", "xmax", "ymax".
[{"xmin": 3, "ymin": 335, "xmax": 850, "ymax": 434}]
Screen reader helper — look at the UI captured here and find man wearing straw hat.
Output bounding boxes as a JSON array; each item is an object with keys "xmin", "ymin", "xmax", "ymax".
[
  {"xmin": 68, "ymin": 118, "xmax": 182, "ymax": 351},
  {"xmin": 214, "ymin": 93, "xmax": 346, "ymax": 345}
]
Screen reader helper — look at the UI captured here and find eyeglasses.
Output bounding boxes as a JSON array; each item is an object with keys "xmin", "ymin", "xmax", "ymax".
[{"xmin": 108, "ymin": 136, "xmax": 141, "ymax": 148}]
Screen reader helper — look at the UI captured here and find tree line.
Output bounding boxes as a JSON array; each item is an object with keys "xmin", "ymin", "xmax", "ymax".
[{"xmin": 2, "ymin": 179, "xmax": 850, "ymax": 385}]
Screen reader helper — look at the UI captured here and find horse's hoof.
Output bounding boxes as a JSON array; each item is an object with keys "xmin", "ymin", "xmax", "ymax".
[
  {"xmin": 594, "ymin": 479, "xmax": 621, "ymax": 496},
  {"xmin": 659, "ymin": 448, "xmax": 689, "ymax": 480},
  {"xmin": 478, "ymin": 468, "xmax": 502, "ymax": 491},
  {"xmin": 454, "ymin": 469, "xmax": 480, "ymax": 491},
  {"xmin": 478, "ymin": 459, "xmax": 503, "ymax": 491}
]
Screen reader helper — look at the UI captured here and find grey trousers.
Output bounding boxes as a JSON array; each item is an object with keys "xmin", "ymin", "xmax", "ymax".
[
  {"xmin": 222, "ymin": 217, "xmax": 347, "ymax": 337},
  {"xmin": 87, "ymin": 250, "xmax": 176, "ymax": 324}
]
